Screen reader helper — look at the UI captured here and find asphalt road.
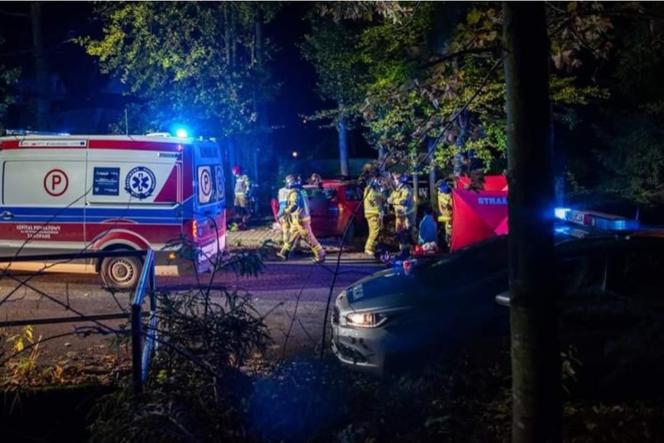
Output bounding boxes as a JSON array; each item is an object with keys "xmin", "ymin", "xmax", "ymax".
[{"xmin": 0, "ymin": 254, "xmax": 383, "ymax": 366}]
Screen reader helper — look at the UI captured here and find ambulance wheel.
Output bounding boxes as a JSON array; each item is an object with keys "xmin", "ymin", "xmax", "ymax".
[{"xmin": 101, "ymin": 256, "xmax": 141, "ymax": 290}]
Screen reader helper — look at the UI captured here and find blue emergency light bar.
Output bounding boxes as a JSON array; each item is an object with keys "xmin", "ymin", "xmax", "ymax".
[{"xmin": 554, "ymin": 208, "xmax": 639, "ymax": 231}]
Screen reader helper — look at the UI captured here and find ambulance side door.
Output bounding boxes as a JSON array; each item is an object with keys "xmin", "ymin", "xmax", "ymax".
[
  {"xmin": 0, "ymin": 147, "xmax": 87, "ymax": 251},
  {"xmin": 85, "ymin": 148, "xmax": 183, "ymax": 249}
]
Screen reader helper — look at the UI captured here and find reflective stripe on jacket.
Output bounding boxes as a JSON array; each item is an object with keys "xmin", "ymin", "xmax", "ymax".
[{"xmin": 277, "ymin": 187, "xmax": 290, "ymax": 217}]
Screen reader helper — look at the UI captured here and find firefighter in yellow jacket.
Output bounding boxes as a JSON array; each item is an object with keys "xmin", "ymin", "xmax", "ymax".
[
  {"xmin": 277, "ymin": 175, "xmax": 326, "ymax": 263},
  {"xmin": 436, "ymin": 180, "xmax": 453, "ymax": 246},
  {"xmin": 387, "ymin": 173, "xmax": 415, "ymax": 257},
  {"xmin": 363, "ymin": 176, "xmax": 385, "ymax": 257},
  {"xmin": 277, "ymin": 181, "xmax": 292, "ymax": 246}
]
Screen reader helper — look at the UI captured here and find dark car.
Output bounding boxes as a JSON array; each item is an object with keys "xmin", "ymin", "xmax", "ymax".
[
  {"xmin": 332, "ymin": 209, "xmax": 664, "ymax": 387},
  {"xmin": 303, "ymin": 179, "xmax": 365, "ymax": 238}
]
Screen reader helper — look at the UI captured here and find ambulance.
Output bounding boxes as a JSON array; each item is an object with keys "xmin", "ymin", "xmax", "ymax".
[{"xmin": 0, "ymin": 133, "xmax": 226, "ymax": 289}]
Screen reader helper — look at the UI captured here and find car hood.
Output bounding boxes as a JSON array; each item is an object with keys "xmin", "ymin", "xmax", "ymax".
[{"xmin": 340, "ymin": 267, "xmax": 429, "ymax": 311}]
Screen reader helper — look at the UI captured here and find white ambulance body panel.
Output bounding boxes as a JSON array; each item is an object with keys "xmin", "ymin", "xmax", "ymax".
[
  {"xmin": 86, "ymin": 149, "xmax": 181, "ymax": 205},
  {"xmin": 1, "ymin": 148, "xmax": 87, "ymax": 207}
]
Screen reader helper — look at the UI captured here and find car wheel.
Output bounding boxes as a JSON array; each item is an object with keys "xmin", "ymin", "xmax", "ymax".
[{"xmin": 100, "ymin": 255, "xmax": 141, "ymax": 290}]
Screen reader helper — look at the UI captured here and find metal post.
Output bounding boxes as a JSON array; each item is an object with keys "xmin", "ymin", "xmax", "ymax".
[
  {"xmin": 149, "ymin": 267, "xmax": 156, "ymax": 311},
  {"xmin": 131, "ymin": 302, "xmax": 143, "ymax": 395}
]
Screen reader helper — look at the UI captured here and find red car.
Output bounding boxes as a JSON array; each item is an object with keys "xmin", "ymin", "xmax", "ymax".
[{"xmin": 303, "ymin": 179, "xmax": 366, "ymax": 238}]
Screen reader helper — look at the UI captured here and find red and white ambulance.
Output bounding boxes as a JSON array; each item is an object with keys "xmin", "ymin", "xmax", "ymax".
[{"xmin": 0, "ymin": 134, "xmax": 226, "ymax": 288}]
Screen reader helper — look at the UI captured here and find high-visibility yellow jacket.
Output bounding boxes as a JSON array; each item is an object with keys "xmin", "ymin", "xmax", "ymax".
[
  {"xmin": 234, "ymin": 174, "xmax": 250, "ymax": 195},
  {"xmin": 388, "ymin": 185, "xmax": 414, "ymax": 217},
  {"xmin": 363, "ymin": 186, "xmax": 385, "ymax": 216},
  {"xmin": 277, "ymin": 187, "xmax": 290, "ymax": 218},
  {"xmin": 437, "ymin": 192, "xmax": 452, "ymax": 222},
  {"xmin": 283, "ymin": 188, "xmax": 310, "ymax": 221}
]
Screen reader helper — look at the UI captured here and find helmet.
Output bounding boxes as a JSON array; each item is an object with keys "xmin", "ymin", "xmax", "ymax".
[
  {"xmin": 309, "ymin": 173, "xmax": 322, "ymax": 186},
  {"xmin": 232, "ymin": 166, "xmax": 241, "ymax": 176},
  {"xmin": 362, "ymin": 162, "xmax": 378, "ymax": 178},
  {"xmin": 284, "ymin": 174, "xmax": 301, "ymax": 189},
  {"xmin": 369, "ymin": 177, "xmax": 382, "ymax": 190},
  {"xmin": 437, "ymin": 180, "xmax": 450, "ymax": 194},
  {"xmin": 393, "ymin": 173, "xmax": 409, "ymax": 185}
]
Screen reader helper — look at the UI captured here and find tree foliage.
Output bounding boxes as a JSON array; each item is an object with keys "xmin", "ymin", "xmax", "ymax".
[
  {"xmin": 79, "ymin": 2, "xmax": 279, "ymax": 137},
  {"xmin": 0, "ymin": 35, "xmax": 20, "ymax": 132},
  {"xmin": 587, "ymin": 3, "xmax": 664, "ymax": 206},
  {"xmin": 303, "ymin": 2, "xmax": 614, "ymax": 176},
  {"xmin": 596, "ymin": 116, "xmax": 664, "ymax": 205},
  {"xmin": 300, "ymin": 18, "xmax": 366, "ymax": 126},
  {"xmin": 358, "ymin": 3, "xmax": 611, "ymax": 174}
]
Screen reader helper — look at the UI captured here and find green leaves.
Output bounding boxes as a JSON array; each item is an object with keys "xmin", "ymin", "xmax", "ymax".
[
  {"xmin": 80, "ymin": 3, "xmax": 278, "ymax": 136},
  {"xmin": 595, "ymin": 115, "xmax": 664, "ymax": 206},
  {"xmin": 325, "ymin": 2, "xmax": 612, "ymax": 177},
  {"xmin": 300, "ymin": 18, "xmax": 368, "ymax": 124}
]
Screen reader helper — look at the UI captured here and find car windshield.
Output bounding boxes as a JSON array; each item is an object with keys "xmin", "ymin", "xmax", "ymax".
[
  {"xmin": 305, "ymin": 187, "xmax": 336, "ymax": 201},
  {"xmin": 344, "ymin": 186, "xmax": 362, "ymax": 201}
]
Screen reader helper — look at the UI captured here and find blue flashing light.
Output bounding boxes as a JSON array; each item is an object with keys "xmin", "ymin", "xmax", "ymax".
[
  {"xmin": 555, "ymin": 207, "xmax": 640, "ymax": 232},
  {"xmin": 175, "ymin": 128, "xmax": 189, "ymax": 138},
  {"xmin": 593, "ymin": 217, "xmax": 639, "ymax": 231},
  {"xmin": 554, "ymin": 226, "xmax": 570, "ymax": 235},
  {"xmin": 554, "ymin": 207, "xmax": 570, "ymax": 220}
]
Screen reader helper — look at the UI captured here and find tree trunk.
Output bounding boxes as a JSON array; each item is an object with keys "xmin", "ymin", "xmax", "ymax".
[
  {"xmin": 224, "ymin": 6, "xmax": 231, "ymax": 66},
  {"xmin": 228, "ymin": 137, "xmax": 237, "ymax": 175},
  {"xmin": 252, "ymin": 7, "xmax": 265, "ymax": 185},
  {"xmin": 554, "ymin": 151, "xmax": 565, "ymax": 206},
  {"xmin": 503, "ymin": 3, "xmax": 560, "ymax": 443},
  {"xmin": 30, "ymin": 2, "xmax": 49, "ymax": 130},
  {"xmin": 428, "ymin": 138, "xmax": 437, "ymax": 209},
  {"xmin": 412, "ymin": 171, "xmax": 419, "ymax": 205},
  {"xmin": 337, "ymin": 108, "xmax": 350, "ymax": 177}
]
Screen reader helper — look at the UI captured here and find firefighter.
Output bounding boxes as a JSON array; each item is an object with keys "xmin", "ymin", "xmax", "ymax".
[
  {"xmin": 276, "ymin": 178, "xmax": 292, "ymax": 246},
  {"xmin": 308, "ymin": 173, "xmax": 323, "ymax": 188},
  {"xmin": 466, "ymin": 169, "xmax": 485, "ymax": 192},
  {"xmin": 387, "ymin": 172, "xmax": 415, "ymax": 258},
  {"xmin": 232, "ymin": 166, "xmax": 252, "ymax": 227},
  {"xmin": 436, "ymin": 180, "xmax": 453, "ymax": 246},
  {"xmin": 277, "ymin": 175, "xmax": 326, "ymax": 263},
  {"xmin": 363, "ymin": 175, "xmax": 385, "ymax": 257}
]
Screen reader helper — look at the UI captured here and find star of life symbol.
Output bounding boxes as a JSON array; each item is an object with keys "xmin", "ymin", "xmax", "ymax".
[{"xmin": 125, "ymin": 166, "xmax": 156, "ymax": 199}]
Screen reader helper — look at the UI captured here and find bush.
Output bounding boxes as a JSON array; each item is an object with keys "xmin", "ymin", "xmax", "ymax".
[{"xmin": 89, "ymin": 253, "xmax": 271, "ymax": 443}]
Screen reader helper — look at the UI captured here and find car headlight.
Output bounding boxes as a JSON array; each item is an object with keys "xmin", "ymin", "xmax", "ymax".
[{"xmin": 345, "ymin": 312, "xmax": 387, "ymax": 328}]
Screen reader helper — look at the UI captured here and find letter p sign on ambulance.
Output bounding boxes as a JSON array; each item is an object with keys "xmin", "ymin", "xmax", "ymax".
[{"xmin": 43, "ymin": 169, "xmax": 69, "ymax": 197}]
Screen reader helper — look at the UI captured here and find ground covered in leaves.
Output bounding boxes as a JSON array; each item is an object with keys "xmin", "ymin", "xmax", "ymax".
[{"xmin": 2, "ymin": 344, "xmax": 663, "ymax": 442}]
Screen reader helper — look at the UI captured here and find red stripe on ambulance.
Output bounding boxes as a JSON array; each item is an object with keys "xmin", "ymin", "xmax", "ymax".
[{"xmin": 154, "ymin": 166, "xmax": 179, "ymax": 203}]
